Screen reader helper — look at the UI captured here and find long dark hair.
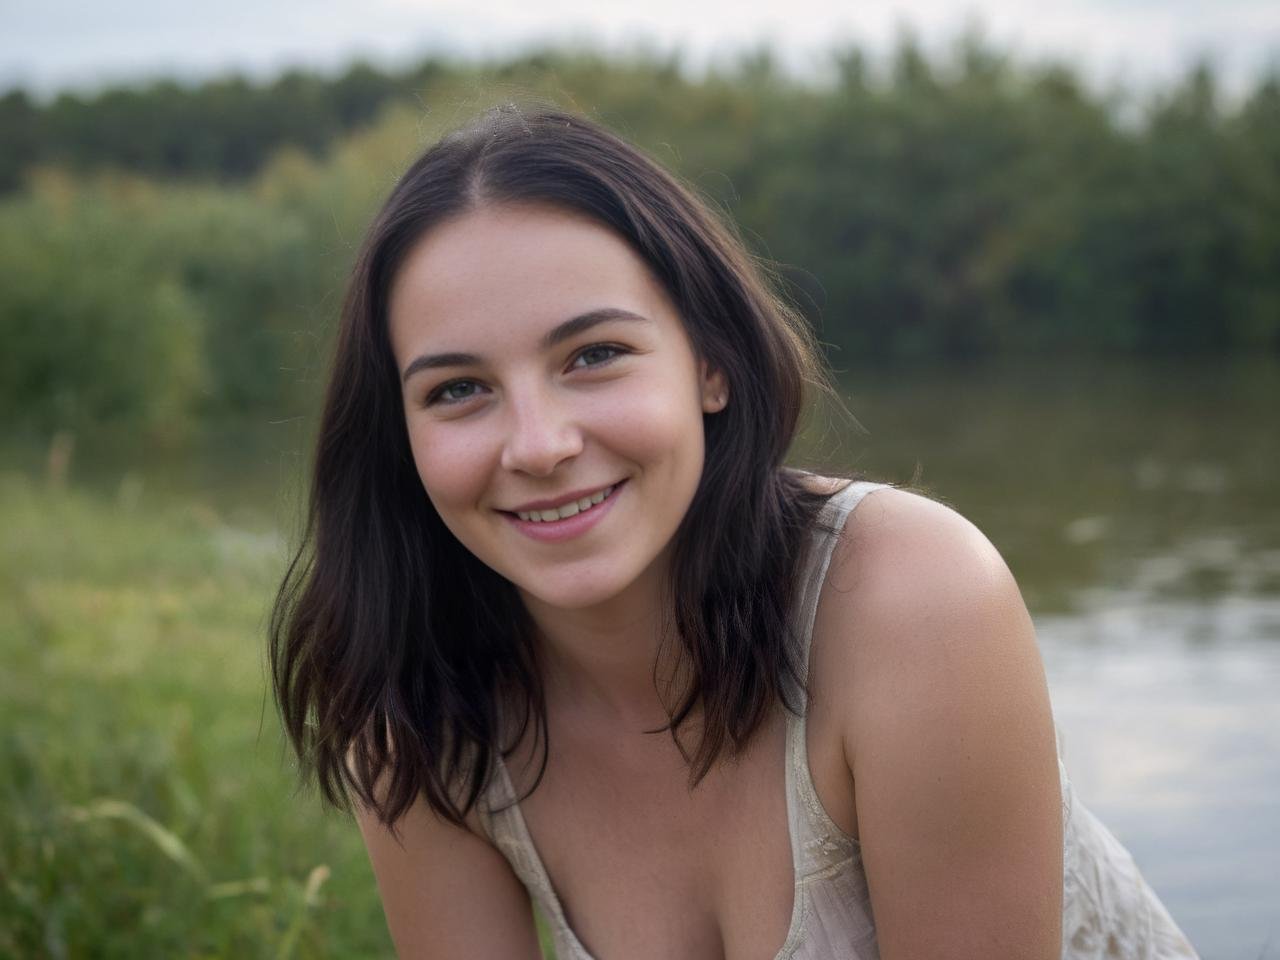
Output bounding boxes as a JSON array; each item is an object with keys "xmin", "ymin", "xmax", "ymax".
[{"xmin": 270, "ymin": 102, "xmax": 850, "ymax": 829}]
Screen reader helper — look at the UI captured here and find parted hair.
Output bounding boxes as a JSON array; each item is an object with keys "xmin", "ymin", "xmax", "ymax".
[{"xmin": 269, "ymin": 102, "xmax": 849, "ymax": 829}]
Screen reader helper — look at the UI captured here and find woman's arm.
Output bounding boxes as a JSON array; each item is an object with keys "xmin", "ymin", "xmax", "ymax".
[
  {"xmin": 352, "ymin": 779, "xmax": 544, "ymax": 959},
  {"xmin": 826, "ymin": 487, "xmax": 1064, "ymax": 960}
]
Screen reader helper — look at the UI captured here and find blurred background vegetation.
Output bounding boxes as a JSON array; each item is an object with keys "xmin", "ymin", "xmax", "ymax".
[
  {"xmin": 2, "ymin": 37, "xmax": 1278, "ymax": 959},
  {"xmin": 3, "ymin": 40, "xmax": 1279, "ymax": 440}
]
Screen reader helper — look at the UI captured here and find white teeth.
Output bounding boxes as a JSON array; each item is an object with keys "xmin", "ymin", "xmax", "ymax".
[{"xmin": 515, "ymin": 484, "xmax": 616, "ymax": 523}]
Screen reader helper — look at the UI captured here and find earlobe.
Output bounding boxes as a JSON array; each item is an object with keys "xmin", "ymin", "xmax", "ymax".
[{"xmin": 700, "ymin": 362, "xmax": 729, "ymax": 414}]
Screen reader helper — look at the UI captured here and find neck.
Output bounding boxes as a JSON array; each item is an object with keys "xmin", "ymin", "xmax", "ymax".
[{"xmin": 519, "ymin": 560, "xmax": 688, "ymax": 731}]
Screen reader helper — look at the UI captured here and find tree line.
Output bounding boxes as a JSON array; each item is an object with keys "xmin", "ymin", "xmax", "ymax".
[{"xmin": 2, "ymin": 40, "xmax": 1277, "ymax": 437}]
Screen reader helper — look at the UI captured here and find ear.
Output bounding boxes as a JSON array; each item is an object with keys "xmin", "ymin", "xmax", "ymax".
[{"xmin": 699, "ymin": 359, "xmax": 729, "ymax": 414}]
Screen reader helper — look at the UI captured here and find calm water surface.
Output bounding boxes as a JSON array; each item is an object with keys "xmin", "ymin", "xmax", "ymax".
[
  {"xmin": 812, "ymin": 357, "xmax": 1280, "ymax": 960},
  {"xmin": 34, "ymin": 356, "xmax": 1280, "ymax": 959}
]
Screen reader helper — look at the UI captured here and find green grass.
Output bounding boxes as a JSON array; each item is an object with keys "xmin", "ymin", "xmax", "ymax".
[{"xmin": 0, "ymin": 472, "xmax": 427, "ymax": 957}]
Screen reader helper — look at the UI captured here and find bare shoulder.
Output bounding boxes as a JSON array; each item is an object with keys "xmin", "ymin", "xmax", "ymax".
[
  {"xmin": 813, "ymin": 483, "xmax": 1051, "ymax": 754},
  {"xmin": 811, "ymin": 485, "xmax": 1063, "ymax": 958},
  {"xmin": 346, "ymin": 741, "xmax": 543, "ymax": 959},
  {"xmin": 828, "ymin": 484, "xmax": 1013, "ymax": 604},
  {"xmin": 813, "ymin": 484, "xmax": 1034, "ymax": 686}
]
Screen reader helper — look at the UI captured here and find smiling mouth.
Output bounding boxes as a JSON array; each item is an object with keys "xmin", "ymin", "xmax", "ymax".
[{"xmin": 512, "ymin": 483, "xmax": 621, "ymax": 523}]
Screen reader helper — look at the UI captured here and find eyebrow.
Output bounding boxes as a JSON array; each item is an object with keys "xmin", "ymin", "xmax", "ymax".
[{"xmin": 400, "ymin": 307, "xmax": 651, "ymax": 383}]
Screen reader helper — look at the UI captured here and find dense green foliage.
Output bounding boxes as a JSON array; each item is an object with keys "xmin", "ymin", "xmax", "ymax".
[
  {"xmin": 2, "ymin": 41, "xmax": 1278, "ymax": 437},
  {"xmin": 0, "ymin": 61, "xmax": 433, "ymax": 192}
]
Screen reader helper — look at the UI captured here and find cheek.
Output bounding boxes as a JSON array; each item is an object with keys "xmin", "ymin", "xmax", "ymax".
[
  {"xmin": 407, "ymin": 420, "xmax": 497, "ymax": 514},
  {"xmin": 590, "ymin": 376, "xmax": 706, "ymax": 473}
]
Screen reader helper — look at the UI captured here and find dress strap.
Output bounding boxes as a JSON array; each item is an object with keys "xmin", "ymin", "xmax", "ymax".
[
  {"xmin": 782, "ymin": 478, "xmax": 888, "ymax": 888},
  {"xmin": 792, "ymin": 480, "xmax": 890, "ymax": 692}
]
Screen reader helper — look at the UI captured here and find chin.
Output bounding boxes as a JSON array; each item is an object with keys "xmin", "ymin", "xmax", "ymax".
[{"xmin": 516, "ymin": 566, "xmax": 639, "ymax": 613}]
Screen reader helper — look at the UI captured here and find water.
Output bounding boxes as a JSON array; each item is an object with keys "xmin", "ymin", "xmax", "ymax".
[
  {"xmin": 16, "ymin": 355, "xmax": 1279, "ymax": 958},
  {"xmin": 816, "ymin": 356, "xmax": 1280, "ymax": 959}
]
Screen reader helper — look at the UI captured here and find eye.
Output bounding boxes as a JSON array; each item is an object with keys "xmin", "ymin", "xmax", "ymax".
[
  {"xmin": 570, "ymin": 343, "xmax": 627, "ymax": 370},
  {"xmin": 424, "ymin": 379, "xmax": 485, "ymax": 407}
]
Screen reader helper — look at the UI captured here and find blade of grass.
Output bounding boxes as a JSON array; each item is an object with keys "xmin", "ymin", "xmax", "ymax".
[
  {"xmin": 62, "ymin": 798, "xmax": 208, "ymax": 886},
  {"xmin": 206, "ymin": 877, "xmax": 272, "ymax": 899},
  {"xmin": 275, "ymin": 864, "xmax": 330, "ymax": 960}
]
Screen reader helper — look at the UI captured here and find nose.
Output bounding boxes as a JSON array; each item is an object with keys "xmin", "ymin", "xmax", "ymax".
[{"xmin": 499, "ymin": 385, "xmax": 584, "ymax": 477}]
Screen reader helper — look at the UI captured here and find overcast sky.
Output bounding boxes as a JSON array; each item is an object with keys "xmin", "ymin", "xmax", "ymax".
[{"xmin": 3, "ymin": 0, "xmax": 1278, "ymax": 99}]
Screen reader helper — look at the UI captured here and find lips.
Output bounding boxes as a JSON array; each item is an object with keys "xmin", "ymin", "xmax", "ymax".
[
  {"xmin": 501, "ymin": 480, "xmax": 626, "ymax": 543},
  {"xmin": 513, "ymin": 483, "xmax": 617, "ymax": 522}
]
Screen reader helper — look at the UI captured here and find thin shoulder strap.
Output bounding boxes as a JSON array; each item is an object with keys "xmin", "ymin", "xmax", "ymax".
[{"xmin": 793, "ymin": 480, "xmax": 889, "ymax": 690}]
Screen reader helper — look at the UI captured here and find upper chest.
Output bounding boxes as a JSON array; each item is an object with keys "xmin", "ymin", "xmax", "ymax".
[{"xmin": 507, "ymin": 708, "xmax": 798, "ymax": 960}]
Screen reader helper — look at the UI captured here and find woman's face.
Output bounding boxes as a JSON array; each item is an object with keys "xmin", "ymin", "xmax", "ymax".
[{"xmin": 387, "ymin": 202, "xmax": 727, "ymax": 612}]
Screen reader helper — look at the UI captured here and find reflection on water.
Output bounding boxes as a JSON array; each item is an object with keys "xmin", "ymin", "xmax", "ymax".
[
  {"xmin": 9, "ymin": 356, "xmax": 1278, "ymax": 958},
  {"xmin": 1040, "ymin": 599, "xmax": 1280, "ymax": 959},
  {"xmin": 811, "ymin": 356, "xmax": 1280, "ymax": 960}
]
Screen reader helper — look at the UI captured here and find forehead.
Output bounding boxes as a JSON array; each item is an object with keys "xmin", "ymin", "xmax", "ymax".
[{"xmin": 387, "ymin": 203, "xmax": 674, "ymax": 353}]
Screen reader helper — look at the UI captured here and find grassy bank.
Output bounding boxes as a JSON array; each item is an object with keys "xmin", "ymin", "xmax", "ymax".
[{"xmin": 0, "ymin": 471, "xmax": 393, "ymax": 957}]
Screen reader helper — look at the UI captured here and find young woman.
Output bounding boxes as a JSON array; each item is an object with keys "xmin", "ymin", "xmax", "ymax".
[{"xmin": 270, "ymin": 104, "xmax": 1198, "ymax": 959}]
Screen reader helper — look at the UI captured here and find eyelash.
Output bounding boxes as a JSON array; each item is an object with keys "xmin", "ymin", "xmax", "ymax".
[{"xmin": 422, "ymin": 343, "xmax": 630, "ymax": 408}]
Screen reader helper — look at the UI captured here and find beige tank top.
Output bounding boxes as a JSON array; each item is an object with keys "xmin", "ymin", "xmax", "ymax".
[{"xmin": 477, "ymin": 480, "xmax": 1200, "ymax": 959}]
